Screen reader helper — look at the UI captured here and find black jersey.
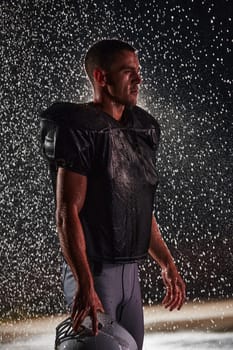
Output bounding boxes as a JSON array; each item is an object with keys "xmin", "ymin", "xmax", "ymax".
[{"xmin": 40, "ymin": 102, "xmax": 160, "ymax": 263}]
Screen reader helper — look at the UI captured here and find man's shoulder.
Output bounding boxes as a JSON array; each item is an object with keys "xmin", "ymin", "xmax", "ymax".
[
  {"xmin": 132, "ymin": 105, "xmax": 160, "ymax": 131},
  {"xmin": 40, "ymin": 101, "xmax": 108, "ymax": 130}
]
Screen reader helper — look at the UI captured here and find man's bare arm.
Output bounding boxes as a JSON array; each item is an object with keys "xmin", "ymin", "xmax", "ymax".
[
  {"xmin": 149, "ymin": 215, "xmax": 186, "ymax": 311},
  {"xmin": 56, "ymin": 167, "xmax": 104, "ymax": 334}
]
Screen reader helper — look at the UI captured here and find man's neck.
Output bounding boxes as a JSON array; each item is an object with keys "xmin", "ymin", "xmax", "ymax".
[{"xmin": 93, "ymin": 95, "xmax": 125, "ymax": 121}]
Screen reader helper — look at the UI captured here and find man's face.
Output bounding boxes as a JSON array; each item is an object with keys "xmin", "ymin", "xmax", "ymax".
[{"xmin": 103, "ymin": 50, "xmax": 142, "ymax": 106}]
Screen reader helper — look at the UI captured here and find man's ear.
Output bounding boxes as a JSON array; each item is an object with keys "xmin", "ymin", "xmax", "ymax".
[{"xmin": 93, "ymin": 68, "xmax": 107, "ymax": 86}]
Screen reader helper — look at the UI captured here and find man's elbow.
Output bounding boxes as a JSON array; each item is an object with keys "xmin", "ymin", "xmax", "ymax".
[{"xmin": 55, "ymin": 204, "xmax": 80, "ymax": 230}]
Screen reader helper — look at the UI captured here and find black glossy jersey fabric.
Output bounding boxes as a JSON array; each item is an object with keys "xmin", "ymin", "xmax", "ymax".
[{"xmin": 40, "ymin": 102, "xmax": 160, "ymax": 263}]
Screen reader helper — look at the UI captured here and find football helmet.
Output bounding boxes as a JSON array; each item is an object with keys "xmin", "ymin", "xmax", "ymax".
[{"xmin": 55, "ymin": 313, "xmax": 138, "ymax": 350}]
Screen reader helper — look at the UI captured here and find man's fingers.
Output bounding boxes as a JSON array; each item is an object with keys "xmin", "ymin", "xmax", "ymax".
[
  {"xmin": 163, "ymin": 279, "xmax": 176, "ymax": 309},
  {"xmin": 162, "ymin": 268, "xmax": 186, "ymax": 311},
  {"xmin": 70, "ymin": 291, "xmax": 105, "ymax": 335},
  {"xmin": 161, "ymin": 271, "xmax": 172, "ymax": 305},
  {"xmin": 168, "ymin": 289, "xmax": 180, "ymax": 311},
  {"xmin": 177, "ymin": 283, "xmax": 186, "ymax": 310},
  {"xmin": 165, "ymin": 281, "xmax": 186, "ymax": 311},
  {"xmin": 91, "ymin": 309, "xmax": 99, "ymax": 335},
  {"xmin": 175, "ymin": 279, "xmax": 186, "ymax": 310},
  {"xmin": 71, "ymin": 307, "xmax": 78, "ymax": 320},
  {"xmin": 162, "ymin": 287, "xmax": 171, "ymax": 306},
  {"xmin": 72, "ymin": 306, "xmax": 105, "ymax": 335},
  {"xmin": 163, "ymin": 279, "xmax": 184, "ymax": 310},
  {"xmin": 72, "ymin": 309, "xmax": 89, "ymax": 332},
  {"xmin": 98, "ymin": 305, "xmax": 105, "ymax": 313},
  {"xmin": 91, "ymin": 304, "xmax": 105, "ymax": 335},
  {"xmin": 177, "ymin": 292, "xmax": 185, "ymax": 310}
]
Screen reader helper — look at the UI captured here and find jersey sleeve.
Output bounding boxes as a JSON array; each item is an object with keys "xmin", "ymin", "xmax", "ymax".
[{"xmin": 41, "ymin": 119, "xmax": 94, "ymax": 176}]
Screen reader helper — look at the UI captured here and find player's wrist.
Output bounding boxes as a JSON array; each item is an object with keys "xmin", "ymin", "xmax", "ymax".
[
  {"xmin": 78, "ymin": 274, "xmax": 95, "ymax": 293},
  {"xmin": 162, "ymin": 257, "xmax": 176, "ymax": 271}
]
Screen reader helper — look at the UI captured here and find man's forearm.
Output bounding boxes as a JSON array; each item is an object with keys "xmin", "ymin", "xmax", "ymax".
[
  {"xmin": 56, "ymin": 205, "xmax": 94, "ymax": 291},
  {"xmin": 149, "ymin": 215, "xmax": 186, "ymax": 310},
  {"xmin": 148, "ymin": 215, "xmax": 176, "ymax": 270}
]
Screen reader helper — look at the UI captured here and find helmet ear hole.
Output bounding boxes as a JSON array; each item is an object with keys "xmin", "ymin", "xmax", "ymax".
[
  {"xmin": 55, "ymin": 313, "xmax": 138, "ymax": 350},
  {"xmin": 98, "ymin": 322, "xmax": 103, "ymax": 330}
]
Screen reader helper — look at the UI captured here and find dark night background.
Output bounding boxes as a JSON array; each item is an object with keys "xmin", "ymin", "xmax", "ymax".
[{"xmin": 1, "ymin": 0, "xmax": 232, "ymax": 319}]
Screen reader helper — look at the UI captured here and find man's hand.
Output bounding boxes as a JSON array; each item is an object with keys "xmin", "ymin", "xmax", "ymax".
[
  {"xmin": 161, "ymin": 263, "xmax": 186, "ymax": 311},
  {"xmin": 71, "ymin": 287, "xmax": 104, "ymax": 335},
  {"xmin": 149, "ymin": 216, "xmax": 186, "ymax": 311}
]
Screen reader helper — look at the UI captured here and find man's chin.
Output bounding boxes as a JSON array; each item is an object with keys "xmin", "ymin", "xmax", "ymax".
[
  {"xmin": 129, "ymin": 98, "xmax": 138, "ymax": 106},
  {"xmin": 124, "ymin": 100, "xmax": 137, "ymax": 108},
  {"xmin": 126, "ymin": 94, "xmax": 138, "ymax": 106},
  {"xmin": 112, "ymin": 95, "xmax": 138, "ymax": 107}
]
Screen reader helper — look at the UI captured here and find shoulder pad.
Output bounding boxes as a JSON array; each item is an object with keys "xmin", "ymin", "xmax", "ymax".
[
  {"xmin": 40, "ymin": 102, "xmax": 109, "ymax": 131},
  {"xmin": 132, "ymin": 105, "xmax": 160, "ymax": 136},
  {"xmin": 40, "ymin": 102, "xmax": 95, "ymax": 174}
]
